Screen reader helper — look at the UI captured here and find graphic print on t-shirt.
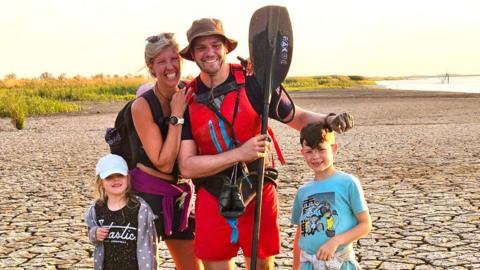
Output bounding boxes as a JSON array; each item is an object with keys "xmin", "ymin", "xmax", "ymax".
[
  {"xmin": 300, "ymin": 192, "xmax": 339, "ymax": 238},
  {"xmin": 95, "ymin": 203, "xmax": 139, "ymax": 245},
  {"xmin": 102, "ymin": 221, "xmax": 137, "ymax": 244},
  {"xmin": 95, "ymin": 202, "xmax": 140, "ymax": 269}
]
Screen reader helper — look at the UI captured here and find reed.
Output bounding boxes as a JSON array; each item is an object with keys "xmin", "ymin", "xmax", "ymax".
[
  {"xmin": 283, "ymin": 75, "xmax": 375, "ymax": 91},
  {"xmin": 0, "ymin": 76, "xmax": 147, "ymax": 129},
  {"xmin": 0, "ymin": 74, "xmax": 375, "ymax": 129}
]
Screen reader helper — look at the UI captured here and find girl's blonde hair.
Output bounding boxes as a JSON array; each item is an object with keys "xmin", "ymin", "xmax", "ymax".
[
  {"xmin": 144, "ymin": 32, "xmax": 180, "ymax": 77},
  {"xmin": 93, "ymin": 175, "xmax": 137, "ymax": 206}
]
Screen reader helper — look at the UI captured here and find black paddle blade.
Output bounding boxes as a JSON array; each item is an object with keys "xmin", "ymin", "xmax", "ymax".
[
  {"xmin": 249, "ymin": 5, "xmax": 293, "ymax": 92},
  {"xmin": 248, "ymin": 6, "xmax": 293, "ymax": 269}
]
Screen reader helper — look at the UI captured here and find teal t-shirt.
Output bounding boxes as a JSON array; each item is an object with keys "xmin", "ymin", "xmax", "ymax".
[{"xmin": 291, "ymin": 171, "xmax": 368, "ymax": 269}]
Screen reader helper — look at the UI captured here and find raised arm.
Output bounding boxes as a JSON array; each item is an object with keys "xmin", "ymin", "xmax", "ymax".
[{"xmin": 131, "ymin": 91, "xmax": 185, "ymax": 174}]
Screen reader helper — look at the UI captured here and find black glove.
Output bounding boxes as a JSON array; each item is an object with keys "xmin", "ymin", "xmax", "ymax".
[{"xmin": 327, "ymin": 112, "xmax": 354, "ymax": 133}]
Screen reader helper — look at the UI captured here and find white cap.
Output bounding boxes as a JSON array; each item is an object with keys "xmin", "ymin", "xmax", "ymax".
[{"xmin": 95, "ymin": 154, "xmax": 128, "ymax": 179}]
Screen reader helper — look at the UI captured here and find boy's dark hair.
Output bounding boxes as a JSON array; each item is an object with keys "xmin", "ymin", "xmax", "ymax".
[{"xmin": 300, "ymin": 122, "xmax": 335, "ymax": 148}]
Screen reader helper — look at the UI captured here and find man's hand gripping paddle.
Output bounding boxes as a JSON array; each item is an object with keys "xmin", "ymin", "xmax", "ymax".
[{"xmin": 248, "ymin": 5, "xmax": 293, "ymax": 269}]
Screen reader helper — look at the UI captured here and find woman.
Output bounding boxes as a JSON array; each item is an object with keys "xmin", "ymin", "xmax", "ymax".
[{"xmin": 130, "ymin": 32, "xmax": 202, "ymax": 270}]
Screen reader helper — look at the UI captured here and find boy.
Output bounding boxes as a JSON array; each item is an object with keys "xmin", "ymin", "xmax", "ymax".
[{"xmin": 292, "ymin": 122, "xmax": 372, "ymax": 270}]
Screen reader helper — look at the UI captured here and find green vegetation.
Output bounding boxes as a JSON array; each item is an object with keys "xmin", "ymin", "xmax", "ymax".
[
  {"xmin": 0, "ymin": 73, "xmax": 375, "ymax": 130},
  {"xmin": 0, "ymin": 75, "xmax": 147, "ymax": 129},
  {"xmin": 283, "ymin": 75, "xmax": 375, "ymax": 91}
]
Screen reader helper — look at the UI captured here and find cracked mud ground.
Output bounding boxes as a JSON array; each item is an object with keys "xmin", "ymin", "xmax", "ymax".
[{"xmin": 1, "ymin": 89, "xmax": 479, "ymax": 269}]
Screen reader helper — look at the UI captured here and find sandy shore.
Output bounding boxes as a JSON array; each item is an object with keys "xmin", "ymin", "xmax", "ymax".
[{"xmin": 1, "ymin": 88, "xmax": 479, "ymax": 269}]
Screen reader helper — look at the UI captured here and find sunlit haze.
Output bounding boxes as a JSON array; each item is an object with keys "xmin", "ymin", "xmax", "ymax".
[{"xmin": 1, "ymin": 0, "xmax": 479, "ymax": 78}]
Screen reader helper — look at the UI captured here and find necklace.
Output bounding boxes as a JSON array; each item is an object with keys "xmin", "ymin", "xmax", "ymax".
[{"xmin": 154, "ymin": 83, "xmax": 172, "ymax": 102}]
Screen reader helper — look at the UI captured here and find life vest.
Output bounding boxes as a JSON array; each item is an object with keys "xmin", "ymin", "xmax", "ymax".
[
  {"xmin": 188, "ymin": 64, "xmax": 261, "ymax": 155},
  {"xmin": 186, "ymin": 63, "xmax": 286, "ymax": 212}
]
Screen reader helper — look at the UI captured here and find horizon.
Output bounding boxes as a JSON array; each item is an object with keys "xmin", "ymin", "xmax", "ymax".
[
  {"xmin": 3, "ymin": 72, "xmax": 480, "ymax": 81},
  {"xmin": 2, "ymin": 0, "xmax": 479, "ymax": 79}
]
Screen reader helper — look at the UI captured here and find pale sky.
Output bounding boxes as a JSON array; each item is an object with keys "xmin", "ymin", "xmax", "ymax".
[{"xmin": 1, "ymin": 0, "xmax": 479, "ymax": 79}]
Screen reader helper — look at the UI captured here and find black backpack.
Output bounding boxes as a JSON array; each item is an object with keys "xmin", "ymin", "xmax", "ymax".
[{"xmin": 104, "ymin": 89, "xmax": 164, "ymax": 169}]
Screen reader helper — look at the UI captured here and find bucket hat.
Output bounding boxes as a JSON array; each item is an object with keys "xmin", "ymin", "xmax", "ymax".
[{"xmin": 179, "ymin": 18, "xmax": 237, "ymax": 61}]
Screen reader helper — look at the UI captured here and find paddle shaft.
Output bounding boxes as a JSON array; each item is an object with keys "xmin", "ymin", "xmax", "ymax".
[
  {"xmin": 250, "ymin": 45, "xmax": 274, "ymax": 270},
  {"xmin": 248, "ymin": 6, "xmax": 292, "ymax": 268}
]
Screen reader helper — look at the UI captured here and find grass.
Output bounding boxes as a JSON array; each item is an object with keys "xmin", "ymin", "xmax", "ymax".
[
  {"xmin": 0, "ymin": 94, "xmax": 80, "ymax": 129},
  {"xmin": 283, "ymin": 75, "xmax": 375, "ymax": 91},
  {"xmin": 0, "ymin": 74, "xmax": 375, "ymax": 129},
  {"xmin": 0, "ymin": 76, "xmax": 146, "ymax": 129}
]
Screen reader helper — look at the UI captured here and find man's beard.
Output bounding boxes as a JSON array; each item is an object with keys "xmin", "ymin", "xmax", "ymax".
[{"xmin": 197, "ymin": 56, "xmax": 225, "ymax": 76}]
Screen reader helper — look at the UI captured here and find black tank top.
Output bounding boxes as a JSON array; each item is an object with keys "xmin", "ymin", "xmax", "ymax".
[{"xmin": 136, "ymin": 89, "xmax": 179, "ymax": 177}]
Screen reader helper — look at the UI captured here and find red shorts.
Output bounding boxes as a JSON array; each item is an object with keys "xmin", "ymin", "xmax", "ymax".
[{"xmin": 194, "ymin": 182, "xmax": 280, "ymax": 260}]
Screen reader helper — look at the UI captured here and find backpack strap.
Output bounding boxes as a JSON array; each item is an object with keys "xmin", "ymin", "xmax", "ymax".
[{"xmin": 141, "ymin": 89, "xmax": 166, "ymax": 137}]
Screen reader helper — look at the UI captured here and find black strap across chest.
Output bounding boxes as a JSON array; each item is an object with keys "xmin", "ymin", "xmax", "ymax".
[{"xmin": 196, "ymin": 80, "xmax": 244, "ymax": 147}]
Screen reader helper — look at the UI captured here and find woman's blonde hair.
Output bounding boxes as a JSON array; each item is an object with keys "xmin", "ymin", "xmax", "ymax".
[
  {"xmin": 93, "ymin": 175, "xmax": 136, "ymax": 206},
  {"xmin": 144, "ymin": 32, "xmax": 180, "ymax": 77}
]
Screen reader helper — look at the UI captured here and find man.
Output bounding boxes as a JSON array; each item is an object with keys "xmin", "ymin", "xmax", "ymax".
[{"xmin": 178, "ymin": 18, "xmax": 354, "ymax": 270}]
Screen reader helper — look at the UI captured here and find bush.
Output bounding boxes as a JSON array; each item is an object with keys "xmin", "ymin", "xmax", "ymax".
[
  {"xmin": 348, "ymin": 75, "xmax": 365, "ymax": 81},
  {"xmin": 1, "ymin": 94, "xmax": 27, "ymax": 129},
  {"xmin": 282, "ymin": 75, "xmax": 375, "ymax": 91},
  {"xmin": 0, "ymin": 76, "xmax": 146, "ymax": 129}
]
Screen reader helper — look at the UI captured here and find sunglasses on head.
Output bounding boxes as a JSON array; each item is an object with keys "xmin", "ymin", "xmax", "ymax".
[{"xmin": 146, "ymin": 33, "xmax": 174, "ymax": 43}]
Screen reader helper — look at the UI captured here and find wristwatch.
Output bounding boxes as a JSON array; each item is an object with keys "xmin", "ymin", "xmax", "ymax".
[{"xmin": 168, "ymin": 116, "xmax": 184, "ymax": 125}]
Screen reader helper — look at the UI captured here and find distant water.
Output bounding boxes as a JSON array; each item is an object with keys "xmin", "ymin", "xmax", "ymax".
[{"xmin": 376, "ymin": 76, "xmax": 480, "ymax": 93}]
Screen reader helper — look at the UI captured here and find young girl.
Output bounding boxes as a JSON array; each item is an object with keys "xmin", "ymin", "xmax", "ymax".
[{"xmin": 85, "ymin": 154, "xmax": 158, "ymax": 270}]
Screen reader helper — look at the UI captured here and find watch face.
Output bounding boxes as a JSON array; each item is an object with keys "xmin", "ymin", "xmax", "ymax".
[
  {"xmin": 169, "ymin": 116, "xmax": 184, "ymax": 125},
  {"xmin": 169, "ymin": 116, "xmax": 178, "ymax": 125}
]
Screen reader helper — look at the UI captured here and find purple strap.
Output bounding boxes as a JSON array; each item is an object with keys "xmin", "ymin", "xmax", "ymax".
[{"xmin": 129, "ymin": 168, "xmax": 193, "ymax": 236}]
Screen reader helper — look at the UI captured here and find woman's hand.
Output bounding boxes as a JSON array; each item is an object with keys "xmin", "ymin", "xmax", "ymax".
[{"xmin": 170, "ymin": 88, "xmax": 187, "ymax": 117}]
